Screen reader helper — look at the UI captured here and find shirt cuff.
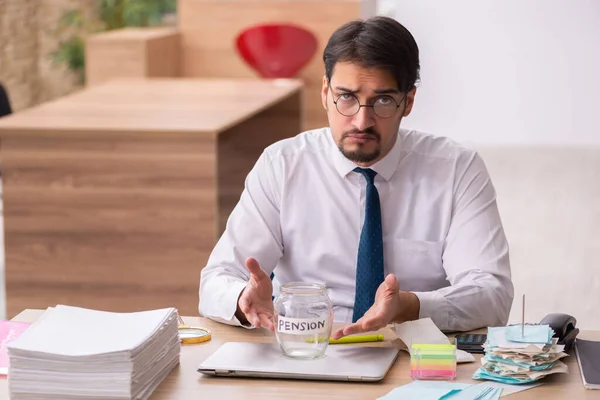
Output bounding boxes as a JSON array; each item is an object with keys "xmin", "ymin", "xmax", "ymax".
[
  {"xmin": 412, "ymin": 290, "xmax": 450, "ymax": 330},
  {"xmin": 223, "ymin": 280, "xmax": 251, "ymax": 326}
]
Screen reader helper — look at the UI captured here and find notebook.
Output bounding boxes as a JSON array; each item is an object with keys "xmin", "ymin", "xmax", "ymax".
[
  {"xmin": 0, "ymin": 321, "xmax": 32, "ymax": 375},
  {"xmin": 575, "ymin": 339, "xmax": 600, "ymax": 389},
  {"xmin": 198, "ymin": 342, "xmax": 399, "ymax": 382}
]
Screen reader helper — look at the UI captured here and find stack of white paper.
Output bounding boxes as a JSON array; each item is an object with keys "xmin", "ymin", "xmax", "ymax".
[
  {"xmin": 473, "ymin": 325, "xmax": 568, "ymax": 384},
  {"xmin": 7, "ymin": 305, "xmax": 180, "ymax": 400}
]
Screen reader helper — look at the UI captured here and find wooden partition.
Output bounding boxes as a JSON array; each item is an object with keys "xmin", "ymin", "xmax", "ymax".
[
  {"xmin": 0, "ymin": 78, "xmax": 302, "ymax": 318},
  {"xmin": 85, "ymin": 27, "xmax": 180, "ymax": 85}
]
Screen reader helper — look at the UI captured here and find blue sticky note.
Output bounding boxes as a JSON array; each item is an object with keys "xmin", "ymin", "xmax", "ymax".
[
  {"xmin": 409, "ymin": 381, "xmax": 471, "ymax": 390},
  {"xmin": 377, "ymin": 381, "xmax": 471, "ymax": 400},
  {"xmin": 505, "ymin": 324, "xmax": 552, "ymax": 344},
  {"xmin": 479, "ymin": 387, "xmax": 503, "ymax": 400},
  {"xmin": 377, "ymin": 386, "xmax": 454, "ymax": 400},
  {"xmin": 444, "ymin": 383, "xmax": 502, "ymax": 400}
]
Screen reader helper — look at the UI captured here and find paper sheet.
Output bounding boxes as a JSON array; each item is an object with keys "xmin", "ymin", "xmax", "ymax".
[
  {"xmin": 504, "ymin": 325, "xmax": 552, "ymax": 344},
  {"xmin": 377, "ymin": 381, "xmax": 470, "ymax": 400},
  {"xmin": 444, "ymin": 383, "xmax": 502, "ymax": 400},
  {"xmin": 482, "ymin": 381, "xmax": 542, "ymax": 397},
  {"xmin": 0, "ymin": 321, "xmax": 32, "ymax": 375},
  {"xmin": 394, "ymin": 318, "xmax": 449, "ymax": 348},
  {"xmin": 8, "ymin": 305, "xmax": 176, "ymax": 357},
  {"xmin": 378, "ymin": 381, "xmax": 502, "ymax": 400}
]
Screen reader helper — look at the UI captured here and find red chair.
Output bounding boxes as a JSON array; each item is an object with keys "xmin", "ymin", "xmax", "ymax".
[{"xmin": 235, "ymin": 23, "xmax": 318, "ymax": 78}]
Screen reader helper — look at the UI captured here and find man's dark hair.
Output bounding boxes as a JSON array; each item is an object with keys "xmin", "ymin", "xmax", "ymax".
[{"xmin": 323, "ymin": 16, "xmax": 420, "ymax": 92}]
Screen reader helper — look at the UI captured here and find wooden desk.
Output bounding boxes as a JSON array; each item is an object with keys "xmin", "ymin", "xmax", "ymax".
[
  {"xmin": 0, "ymin": 78, "xmax": 302, "ymax": 318},
  {"xmin": 1, "ymin": 310, "xmax": 598, "ymax": 399}
]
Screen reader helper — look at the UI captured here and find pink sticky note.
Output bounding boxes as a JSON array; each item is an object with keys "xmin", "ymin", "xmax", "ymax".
[{"xmin": 0, "ymin": 321, "xmax": 32, "ymax": 375}]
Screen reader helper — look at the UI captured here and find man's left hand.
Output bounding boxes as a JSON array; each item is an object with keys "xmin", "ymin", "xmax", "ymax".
[{"xmin": 332, "ymin": 274, "xmax": 420, "ymax": 340}]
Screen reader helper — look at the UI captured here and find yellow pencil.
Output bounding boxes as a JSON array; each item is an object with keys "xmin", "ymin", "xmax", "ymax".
[
  {"xmin": 329, "ymin": 334, "xmax": 384, "ymax": 344},
  {"xmin": 306, "ymin": 334, "xmax": 384, "ymax": 344}
]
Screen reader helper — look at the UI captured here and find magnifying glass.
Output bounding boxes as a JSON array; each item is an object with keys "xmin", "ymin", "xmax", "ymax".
[{"xmin": 178, "ymin": 316, "xmax": 211, "ymax": 344}]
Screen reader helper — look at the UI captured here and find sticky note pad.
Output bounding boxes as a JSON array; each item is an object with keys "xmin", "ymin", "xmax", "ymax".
[
  {"xmin": 410, "ymin": 343, "xmax": 457, "ymax": 381},
  {"xmin": 505, "ymin": 324, "xmax": 553, "ymax": 344}
]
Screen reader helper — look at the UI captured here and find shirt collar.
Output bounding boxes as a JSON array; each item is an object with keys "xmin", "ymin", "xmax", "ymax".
[{"xmin": 329, "ymin": 128, "xmax": 403, "ymax": 182}]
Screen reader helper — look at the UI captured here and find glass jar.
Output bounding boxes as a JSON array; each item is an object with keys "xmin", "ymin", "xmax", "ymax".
[{"xmin": 273, "ymin": 282, "xmax": 334, "ymax": 359}]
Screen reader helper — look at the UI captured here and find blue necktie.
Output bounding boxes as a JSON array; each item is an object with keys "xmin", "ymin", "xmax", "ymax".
[{"xmin": 352, "ymin": 167, "xmax": 385, "ymax": 322}]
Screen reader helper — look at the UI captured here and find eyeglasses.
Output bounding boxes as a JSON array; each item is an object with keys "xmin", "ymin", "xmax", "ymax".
[{"xmin": 329, "ymin": 85, "xmax": 406, "ymax": 119}]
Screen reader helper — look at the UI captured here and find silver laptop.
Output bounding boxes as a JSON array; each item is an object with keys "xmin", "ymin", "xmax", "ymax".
[{"xmin": 197, "ymin": 342, "xmax": 400, "ymax": 382}]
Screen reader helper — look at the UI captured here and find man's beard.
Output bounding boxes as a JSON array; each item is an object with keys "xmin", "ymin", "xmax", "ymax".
[{"xmin": 337, "ymin": 128, "xmax": 381, "ymax": 163}]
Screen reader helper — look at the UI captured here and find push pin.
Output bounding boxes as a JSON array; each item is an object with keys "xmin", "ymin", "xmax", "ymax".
[{"xmin": 521, "ymin": 294, "xmax": 525, "ymax": 338}]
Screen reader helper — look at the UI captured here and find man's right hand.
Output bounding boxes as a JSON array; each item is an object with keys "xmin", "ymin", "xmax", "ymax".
[{"xmin": 235, "ymin": 257, "xmax": 274, "ymax": 331}]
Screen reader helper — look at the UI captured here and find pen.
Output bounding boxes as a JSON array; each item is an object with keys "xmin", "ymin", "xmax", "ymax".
[
  {"xmin": 329, "ymin": 334, "xmax": 384, "ymax": 344},
  {"xmin": 305, "ymin": 334, "xmax": 384, "ymax": 344}
]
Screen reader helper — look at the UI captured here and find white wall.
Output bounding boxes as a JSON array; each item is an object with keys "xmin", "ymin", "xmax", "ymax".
[
  {"xmin": 378, "ymin": 1, "xmax": 600, "ymax": 330},
  {"xmin": 380, "ymin": 0, "xmax": 600, "ymax": 146}
]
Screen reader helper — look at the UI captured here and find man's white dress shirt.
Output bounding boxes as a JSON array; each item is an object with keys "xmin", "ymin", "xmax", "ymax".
[{"xmin": 199, "ymin": 128, "xmax": 513, "ymax": 331}]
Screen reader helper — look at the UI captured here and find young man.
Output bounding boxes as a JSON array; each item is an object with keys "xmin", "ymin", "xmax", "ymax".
[{"xmin": 199, "ymin": 16, "xmax": 513, "ymax": 338}]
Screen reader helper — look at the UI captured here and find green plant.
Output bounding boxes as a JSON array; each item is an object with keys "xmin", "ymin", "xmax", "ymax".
[
  {"xmin": 52, "ymin": 36, "xmax": 87, "ymax": 83},
  {"xmin": 51, "ymin": 0, "xmax": 177, "ymax": 83},
  {"xmin": 100, "ymin": 0, "xmax": 177, "ymax": 29}
]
